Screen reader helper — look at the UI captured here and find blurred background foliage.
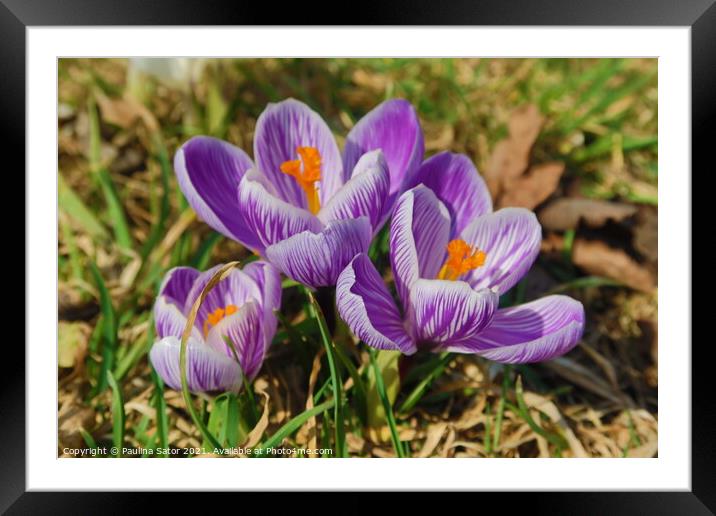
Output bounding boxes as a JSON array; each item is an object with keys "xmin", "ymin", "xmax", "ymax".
[{"xmin": 58, "ymin": 58, "xmax": 657, "ymax": 458}]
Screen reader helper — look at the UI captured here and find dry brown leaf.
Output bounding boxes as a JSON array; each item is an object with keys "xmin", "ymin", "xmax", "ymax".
[
  {"xmin": 499, "ymin": 162, "xmax": 565, "ymax": 209},
  {"xmin": 543, "ymin": 235, "xmax": 656, "ymax": 292},
  {"xmin": 633, "ymin": 206, "xmax": 658, "ymax": 263},
  {"xmin": 243, "ymin": 383, "xmax": 270, "ymax": 449},
  {"xmin": 419, "ymin": 423, "xmax": 448, "ymax": 458},
  {"xmin": 539, "ymin": 198, "xmax": 638, "ymax": 231},
  {"xmin": 95, "ymin": 90, "xmax": 159, "ymax": 132},
  {"xmin": 522, "ymin": 391, "xmax": 588, "ymax": 457},
  {"xmin": 58, "ymin": 405, "xmax": 95, "ymax": 449},
  {"xmin": 485, "ymin": 103, "xmax": 544, "ymax": 198},
  {"xmin": 296, "ymin": 349, "xmax": 324, "ymax": 455},
  {"xmin": 572, "ymin": 239, "xmax": 656, "ymax": 292}
]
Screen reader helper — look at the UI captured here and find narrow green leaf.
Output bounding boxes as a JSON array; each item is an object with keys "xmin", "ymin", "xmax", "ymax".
[
  {"xmin": 398, "ymin": 352, "xmax": 452, "ymax": 414},
  {"xmin": 58, "ymin": 174, "xmax": 108, "ymax": 239},
  {"xmin": 190, "ymin": 231, "xmax": 222, "ymax": 270},
  {"xmin": 150, "ymin": 364, "xmax": 169, "ymax": 457},
  {"xmin": 304, "ymin": 288, "xmax": 346, "ymax": 457},
  {"xmin": 79, "ymin": 428, "xmax": 98, "ymax": 450},
  {"xmin": 106, "ymin": 370, "xmax": 125, "ymax": 457},
  {"xmin": 256, "ymin": 400, "xmax": 335, "ymax": 455},
  {"xmin": 546, "ymin": 276, "xmax": 622, "ymax": 295},
  {"xmin": 513, "ymin": 376, "xmax": 568, "ymax": 453},
  {"xmin": 88, "ymin": 96, "xmax": 133, "ymax": 250},
  {"xmin": 140, "ymin": 134, "xmax": 171, "ymax": 260},
  {"xmin": 368, "ymin": 348, "xmax": 405, "ymax": 458},
  {"xmin": 89, "ymin": 261, "xmax": 117, "ymax": 395},
  {"xmin": 492, "ymin": 366, "xmax": 511, "ymax": 453}
]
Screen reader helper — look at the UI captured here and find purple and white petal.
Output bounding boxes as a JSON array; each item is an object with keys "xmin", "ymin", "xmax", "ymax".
[
  {"xmin": 265, "ymin": 217, "xmax": 372, "ymax": 289},
  {"xmin": 238, "ymin": 170, "xmax": 323, "ymax": 250},
  {"xmin": 459, "ymin": 208, "xmax": 542, "ymax": 295},
  {"xmin": 343, "ymin": 99, "xmax": 424, "ymax": 213},
  {"xmin": 158, "ymin": 266, "xmax": 200, "ymax": 311},
  {"xmin": 318, "ymin": 150, "xmax": 390, "ymax": 232},
  {"xmin": 175, "ymin": 136, "xmax": 261, "ymax": 250},
  {"xmin": 154, "ymin": 296, "xmax": 201, "ymax": 340},
  {"xmin": 242, "ymin": 260, "xmax": 282, "ymax": 349},
  {"xmin": 408, "ymin": 279, "xmax": 499, "ymax": 347},
  {"xmin": 389, "ymin": 186, "xmax": 451, "ymax": 305},
  {"xmin": 253, "ymin": 98, "xmax": 344, "ymax": 208},
  {"xmin": 183, "ymin": 264, "xmax": 263, "ymax": 334},
  {"xmin": 409, "ymin": 152, "xmax": 492, "ymax": 236},
  {"xmin": 149, "ymin": 336, "xmax": 243, "ymax": 393},
  {"xmin": 206, "ymin": 301, "xmax": 265, "ymax": 380},
  {"xmin": 336, "ymin": 254, "xmax": 416, "ymax": 354},
  {"xmin": 448, "ymin": 296, "xmax": 585, "ymax": 363}
]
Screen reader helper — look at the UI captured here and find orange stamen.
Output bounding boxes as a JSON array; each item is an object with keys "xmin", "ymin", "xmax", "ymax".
[
  {"xmin": 280, "ymin": 146, "xmax": 322, "ymax": 214},
  {"xmin": 202, "ymin": 304, "xmax": 239, "ymax": 337},
  {"xmin": 437, "ymin": 239, "xmax": 487, "ymax": 281}
]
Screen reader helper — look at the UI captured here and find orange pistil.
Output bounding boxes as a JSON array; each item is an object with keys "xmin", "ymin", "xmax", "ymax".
[
  {"xmin": 437, "ymin": 239, "xmax": 487, "ymax": 281},
  {"xmin": 202, "ymin": 304, "xmax": 239, "ymax": 337},
  {"xmin": 280, "ymin": 146, "xmax": 322, "ymax": 214}
]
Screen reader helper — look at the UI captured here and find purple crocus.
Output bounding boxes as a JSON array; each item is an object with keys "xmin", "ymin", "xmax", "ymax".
[
  {"xmin": 174, "ymin": 98, "xmax": 424, "ymax": 288},
  {"xmin": 336, "ymin": 152, "xmax": 585, "ymax": 363},
  {"xmin": 149, "ymin": 261, "xmax": 281, "ymax": 393}
]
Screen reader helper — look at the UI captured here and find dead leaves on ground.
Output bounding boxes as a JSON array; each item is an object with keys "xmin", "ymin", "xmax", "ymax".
[
  {"xmin": 485, "ymin": 104, "xmax": 566, "ymax": 210},
  {"xmin": 486, "ymin": 104, "xmax": 657, "ymax": 294}
]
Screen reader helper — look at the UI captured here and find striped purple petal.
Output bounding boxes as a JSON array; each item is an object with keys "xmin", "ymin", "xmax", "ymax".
[
  {"xmin": 158, "ymin": 266, "xmax": 200, "ymax": 311},
  {"xmin": 448, "ymin": 296, "xmax": 585, "ymax": 363},
  {"xmin": 265, "ymin": 217, "xmax": 372, "ymax": 289},
  {"xmin": 175, "ymin": 136, "xmax": 261, "ymax": 250},
  {"xmin": 206, "ymin": 301, "xmax": 265, "ymax": 380},
  {"xmin": 253, "ymin": 98, "xmax": 344, "ymax": 208},
  {"xmin": 241, "ymin": 261, "xmax": 282, "ymax": 350},
  {"xmin": 408, "ymin": 279, "xmax": 499, "ymax": 348},
  {"xmin": 409, "ymin": 152, "xmax": 493, "ymax": 236},
  {"xmin": 318, "ymin": 150, "xmax": 390, "ymax": 232},
  {"xmin": 336, "ymin": 253, "xmax": 416, "ymax": 354},
  {"xmin": 237, "ymin": 170, "xmax": 323, "ymax": 251},
  {"xmin": 154, "ymin": 296, "xmax": 201, "ymax": 340},
  {"xmin": 459, "ymin": 208, "xmax": 542, "ymax": 295},
  {"xmin": 389, "ymin": 186, "xmax": 451, "ymax": 305},
  {"xmin": 343, "ymin": 99, "xmax": 424, "ymax": 218},
  {"xmin": 149, "ymin": 336, "xmax": 243, "ymax": 393}
]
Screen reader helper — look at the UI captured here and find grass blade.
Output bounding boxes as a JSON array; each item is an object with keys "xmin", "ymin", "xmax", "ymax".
[
  {"xmin": 304, "ymin": 288, "xmax": 346, "ymax": 457},
  {"xmin": 256, "ymin": 400, "xmax": 334, "ymax": 455},
  {"xmin": 139, "ymin": 134, "xmax": 171, "ymax": 260},
  {"xmin": 88, "ymin": 261, "xmax": 117, "ymax": 396},
  {"xmin": 398, "ymin": 352, "xmax": 452, "ymax": 415},
  {"xmin": 150, "ymin": 365, "xmax": 169, "ymax": 457},
  {"xmin": 189, "ymin": 231, "xmax": 222, "ymax": 269},
  {"xmin": 511, "ymin": 376, "xmax": 568, "ymax": 454},
  {"xmin": 88, "ymin": 96, "xmax": 133, "ymax": 250},
  {"xmin": 492, "ymin": 366, "xmax": 511, "ymax": 453},
  {"xmin": 58, "ymin": 174, "xmax": 108, "ymax": 239},
  {"xmin": 106, "ymin": 370, "xmax": 125, "ymax": 457},
  {"xmin": 368, "ymin": 348, "xmax": 405, "ymax": 458}
]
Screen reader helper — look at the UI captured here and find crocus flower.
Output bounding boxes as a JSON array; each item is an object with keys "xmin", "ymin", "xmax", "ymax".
[
  {"xmin": 174, "ymin": 98, "xmax": 424, "ymax": 288},
  {"xmin": 149, "ymin": 261, "xmax": 281, "ymax": 393},
  {"xmin": 336, "ymin": 152, "xmax": 585, "ymax": 363}
]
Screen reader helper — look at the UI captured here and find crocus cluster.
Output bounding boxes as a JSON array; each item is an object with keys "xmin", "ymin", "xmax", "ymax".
[{"xmin": 150, "ymin": 97, "xmax": 585, "ymax": 394}]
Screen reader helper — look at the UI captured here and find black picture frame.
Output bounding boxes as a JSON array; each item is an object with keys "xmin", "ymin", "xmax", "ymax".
[{"xmin": 7, "ymin": 0, "xmax": 708, "ymax": 512}]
